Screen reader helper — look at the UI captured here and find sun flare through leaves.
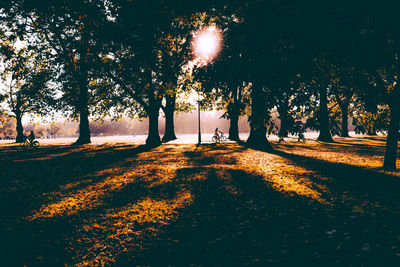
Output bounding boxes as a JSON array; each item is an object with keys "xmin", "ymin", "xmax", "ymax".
[{"xmin": 192, "ymin": 26, "xmax": 223, "ymax": 66}]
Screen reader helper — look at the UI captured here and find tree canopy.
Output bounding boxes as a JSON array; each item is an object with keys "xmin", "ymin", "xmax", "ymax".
[{"xmin": 0, "ymin": 0, "xmax": 399, "ymax": 169}]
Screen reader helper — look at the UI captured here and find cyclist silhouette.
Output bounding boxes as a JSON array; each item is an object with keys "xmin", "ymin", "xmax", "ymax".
[
  {"xmin": 212, "ymin": 128, "xmax": 226, "ymax": 143},
  {"xmin": 214, "ymin": 128, "xmax": 222, "ymax": 137},
  {"xmin": 27, "ymin": 131, "xmax": 35, "ymax": 144}
]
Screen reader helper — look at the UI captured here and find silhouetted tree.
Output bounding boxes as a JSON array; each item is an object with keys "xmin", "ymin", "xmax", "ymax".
[
  {"xmin": 7, "ymin": 0, "xmax": 117, "ymax": 145},
  {"xmin": 0, "ymin": 36, "xmax": 52, "ymax": 142}
]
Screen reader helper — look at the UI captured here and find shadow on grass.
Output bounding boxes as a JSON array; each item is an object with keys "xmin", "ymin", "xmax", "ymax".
[
  {"xmin": 115, "ymin": 144, "xmax": 400, "ymax": 266},
  {"xmin": 115, "ymin": 146, "xmax": 333, "ymax": 266},
  {"xmin": 1, "ymin": 142, "xmax": 400, "ymax": 266},
  {"xmin": 1, "ymin": 144, "xmax": 162, "ymax": 265},
  {"xmin": 271, "ymin": 149, "xmax": 400, "ymax": 192},
  {"xmin": 273, "ymin": 140, "xmax": 388, "ymax": 159},
  {"xmin": 0, "ymin": 144, "xmax": 152, "ymax": 217},
  {"xmin": 240, "ymin": 141, "xmax": 400, "ymax": 204}
]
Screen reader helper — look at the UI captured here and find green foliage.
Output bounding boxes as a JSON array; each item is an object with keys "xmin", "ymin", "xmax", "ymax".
[
  {"xmin": 353, "ymin": 104, "xmax": 390, "ymax": 135},
  {"xmin": 0, "ymin": 112, "xmax": 16, "ymax": 138},
  {"xmin": 6, "ymin": 0, "xmax": 120, "ymax": 127},
  {"xmin": 0, "ymin": 31, "xmax": 54, "ymax": 119}
]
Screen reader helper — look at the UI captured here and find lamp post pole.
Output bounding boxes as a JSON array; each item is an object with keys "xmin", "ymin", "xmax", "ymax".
[
  {"xmin": 198, "ymin": 92, "xmax": 201, "ymax": 144},
  {"xmin": 198, "ymin": 65, "xmax": 207, "ymax": 145},
  {"xmin": 192, "ymin": 26, "xmax": 221, "ymax": 144}
]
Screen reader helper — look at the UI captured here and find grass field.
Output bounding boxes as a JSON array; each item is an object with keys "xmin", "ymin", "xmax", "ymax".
[{"xmin": 1, "ymin": 137, "xmax": 399, "ymax": 266}]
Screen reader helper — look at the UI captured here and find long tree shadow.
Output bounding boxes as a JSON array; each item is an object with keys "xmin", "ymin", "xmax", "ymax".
[
  {"xmin": 2, "ymin": 143, "xmax": 400, "ymax": 266},
  {"xmin": 241, "ymin": 141, "xmax": 400, "ymax": 210},
  {"xmin": 0, "ymin": 144, "xmax": 154, "ymax": 266},
  {"xmin": 2, "ymin": 144, "xmax": 211, "ymax": 266},
  {"xmin": 271, "ymin": 149, "xmax": 400, "ymax": 193},
  {"xmin": 0, "ymin": 144, "xmax": 152, "ymax": 216},
  {"xmin": 114, "ymin": 144, "xmax": 400, "ymax": 266},
  {"xmin": 273, "ymin": 140, "xmax": 389, "ymax": 159}
]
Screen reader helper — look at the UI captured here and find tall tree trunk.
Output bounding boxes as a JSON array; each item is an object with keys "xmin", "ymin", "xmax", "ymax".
[
  {"xmin": 145, "ymin": 67, "xmax": 161, "ymax": 147},
  {"xmin": 339, "ymin": 103, "xmax": 350, "ymax": 137},
  {"xmin": 15, "ymin": 110, "xmax": 24, "ymax": 143},
  {"xmin": 228, "ymin": 111, "xmax": 240, "ymax": 141},
  {"xmin": 146, "ymin": 107, "xmax": 161, "ymax": 146},
  {"xmin": 246, "ymin": 84, "xmax": 272, "ymax": 150},
  {"xmin": 278, "ymin": 112, "xmax": 289, "ymax": 139},
  {"xmin": 279, "ymin": 116, "xmax": 289, "ymax": 138},
  {"xmin": 383, "ymin": 104, "xmax": 399, "ymax": 171},
  {"xmin": 74, "ymin": 77, "xmax": 91, "ymax": 145},
  {"xmin": 227, "ymin": 101, "xmax": 240, "ymax": 141},
  {"xmin": 277, "ymin": 98, "xmax": 289, "ymax": 138},
  {"xmin": 76, "ymin": 108, "xmax": 91, "ymax": 144},
  {"xmin": 368, "ymin": 122, "xmax": 377, "ymax": 136},
  {"xmin": 162, "ymin": 95, "xmax": 177, "ymax": 142},
  {"xmin": 317, "ymin": 86, "xmax": 334, "ymax": 142}
]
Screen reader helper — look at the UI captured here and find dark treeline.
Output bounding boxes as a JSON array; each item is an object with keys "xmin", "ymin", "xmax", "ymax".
[{"xmin": 0, "ymin": 0, "xmax": 399, "ymax": 170}]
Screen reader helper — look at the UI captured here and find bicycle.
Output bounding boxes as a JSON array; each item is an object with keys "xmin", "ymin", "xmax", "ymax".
[
  {"xmin": 212, "ymin": 132, "xmax": 226, "ymax": 143},
  {"xmin": 297, "ymin": 132, "xmax": 306, "ymax": 143},
  {"xmin": 20, "ymin": 137, "xmax": 40, "ymax": 148}
]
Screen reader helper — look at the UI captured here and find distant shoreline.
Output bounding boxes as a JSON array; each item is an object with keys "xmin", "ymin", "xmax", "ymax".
[{"xmin": 0, "ymin": 132, "xmax": 386, "ymax": 146}]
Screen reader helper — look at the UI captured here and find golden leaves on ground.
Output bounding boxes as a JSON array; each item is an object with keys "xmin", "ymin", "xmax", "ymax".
[
  {"xmin": 106, "ymin": 190, "xmax": 193, "ymax": 226},
  {"xmin": 28, "ymin": 170, "xmax": 137, "ymax": 220},
  {"xmin": 74, "ymin": 190, "xmax": 193, "ymax": 266},
  {"xmin": 28, "ymin": 146, "xmax": 188, "ymax": 220},
  {"xmin": 5, "ymin": 137, "xmax": 398, "ymax": 265},
  {"xmin": 274, "ymin": 137, "xmax": 399, "ymax": 170},
  {"xmin": 237, "ymin": 150, "xmax": 329, "ymax": 204}
]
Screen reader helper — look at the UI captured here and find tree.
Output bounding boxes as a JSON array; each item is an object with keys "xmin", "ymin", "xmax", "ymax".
[
  {"xmin": 372, "ymin": 68, "xmax": 400, "ymax": 171},
  {"xmin": 34, "ymin": 122, "xmax": 46, "ymax": 138},
  {"xmin": 201, "ymin": 17, "xmax": 251, "ymax": 141},
  {"xmin": 234, "ymin": 1, "xmax": 314, "ymax": 148},
  {"xmin": 236, "ymin": 1, "xmax": 301, "ymax": 149},
  {"xmin": 158, "ymin": 16, "xmax": 194, "ymax": 142},
  {"xmin": 246, "ymin": 83, "xmax": 273, "ymax": 150},
  {"xmin": 109, "ymin": 1, "xmax": 219, "ymax": 146},
  {"xmin": 361, "ymin": 3, "xmax": 400, "ymax": 170},
  {"xmin": 47, "ymin": 122, "xmax": 60, "ymax": 139},
  {"xmin": 107, "ymin": 1, "xmax": 177, "ymax": 146},
  {"xmin": 352, "ymin": 102, "xmax": 389, "ymax": 136},
  {"xmin": 0, "ymin": 36, "xmax": 52, "ymax": 142},
  {"xmin": 8, "ymin": 0, "xmax": 117, "ymax": 145},
  {"xmin": 272, "ymin": 75, "xmax": 306, "ymax": 141},
  {"xmin": 329, "ymin": 64, "xmax": 359, "ymax": 137},
  {"xmin": 311, "ymin": 58, "xmax": 335, "ymax": 142}
]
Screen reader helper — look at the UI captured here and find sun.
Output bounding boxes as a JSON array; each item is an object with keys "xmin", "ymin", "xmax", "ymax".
[
  {"xmin": 196, "ymin": 31, "xmax": 218, "ymax": 58},
  {"xmin": 192, "ymin": 26, "xmax": 222, "ymax": 64}
]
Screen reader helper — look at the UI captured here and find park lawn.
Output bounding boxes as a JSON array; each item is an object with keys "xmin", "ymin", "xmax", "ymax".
[{"xmin": 0, "ymin": 137, "xmax": 400, "ymax": 266}]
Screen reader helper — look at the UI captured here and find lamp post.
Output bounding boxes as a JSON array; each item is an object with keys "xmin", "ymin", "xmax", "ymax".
[
  {"xmin": 198, "ymin": 92, "xmax": 201, "ymax": 144},
  {"xmin": 192, "ymin": 26, "xmax": 222, "ymax": 144}
]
